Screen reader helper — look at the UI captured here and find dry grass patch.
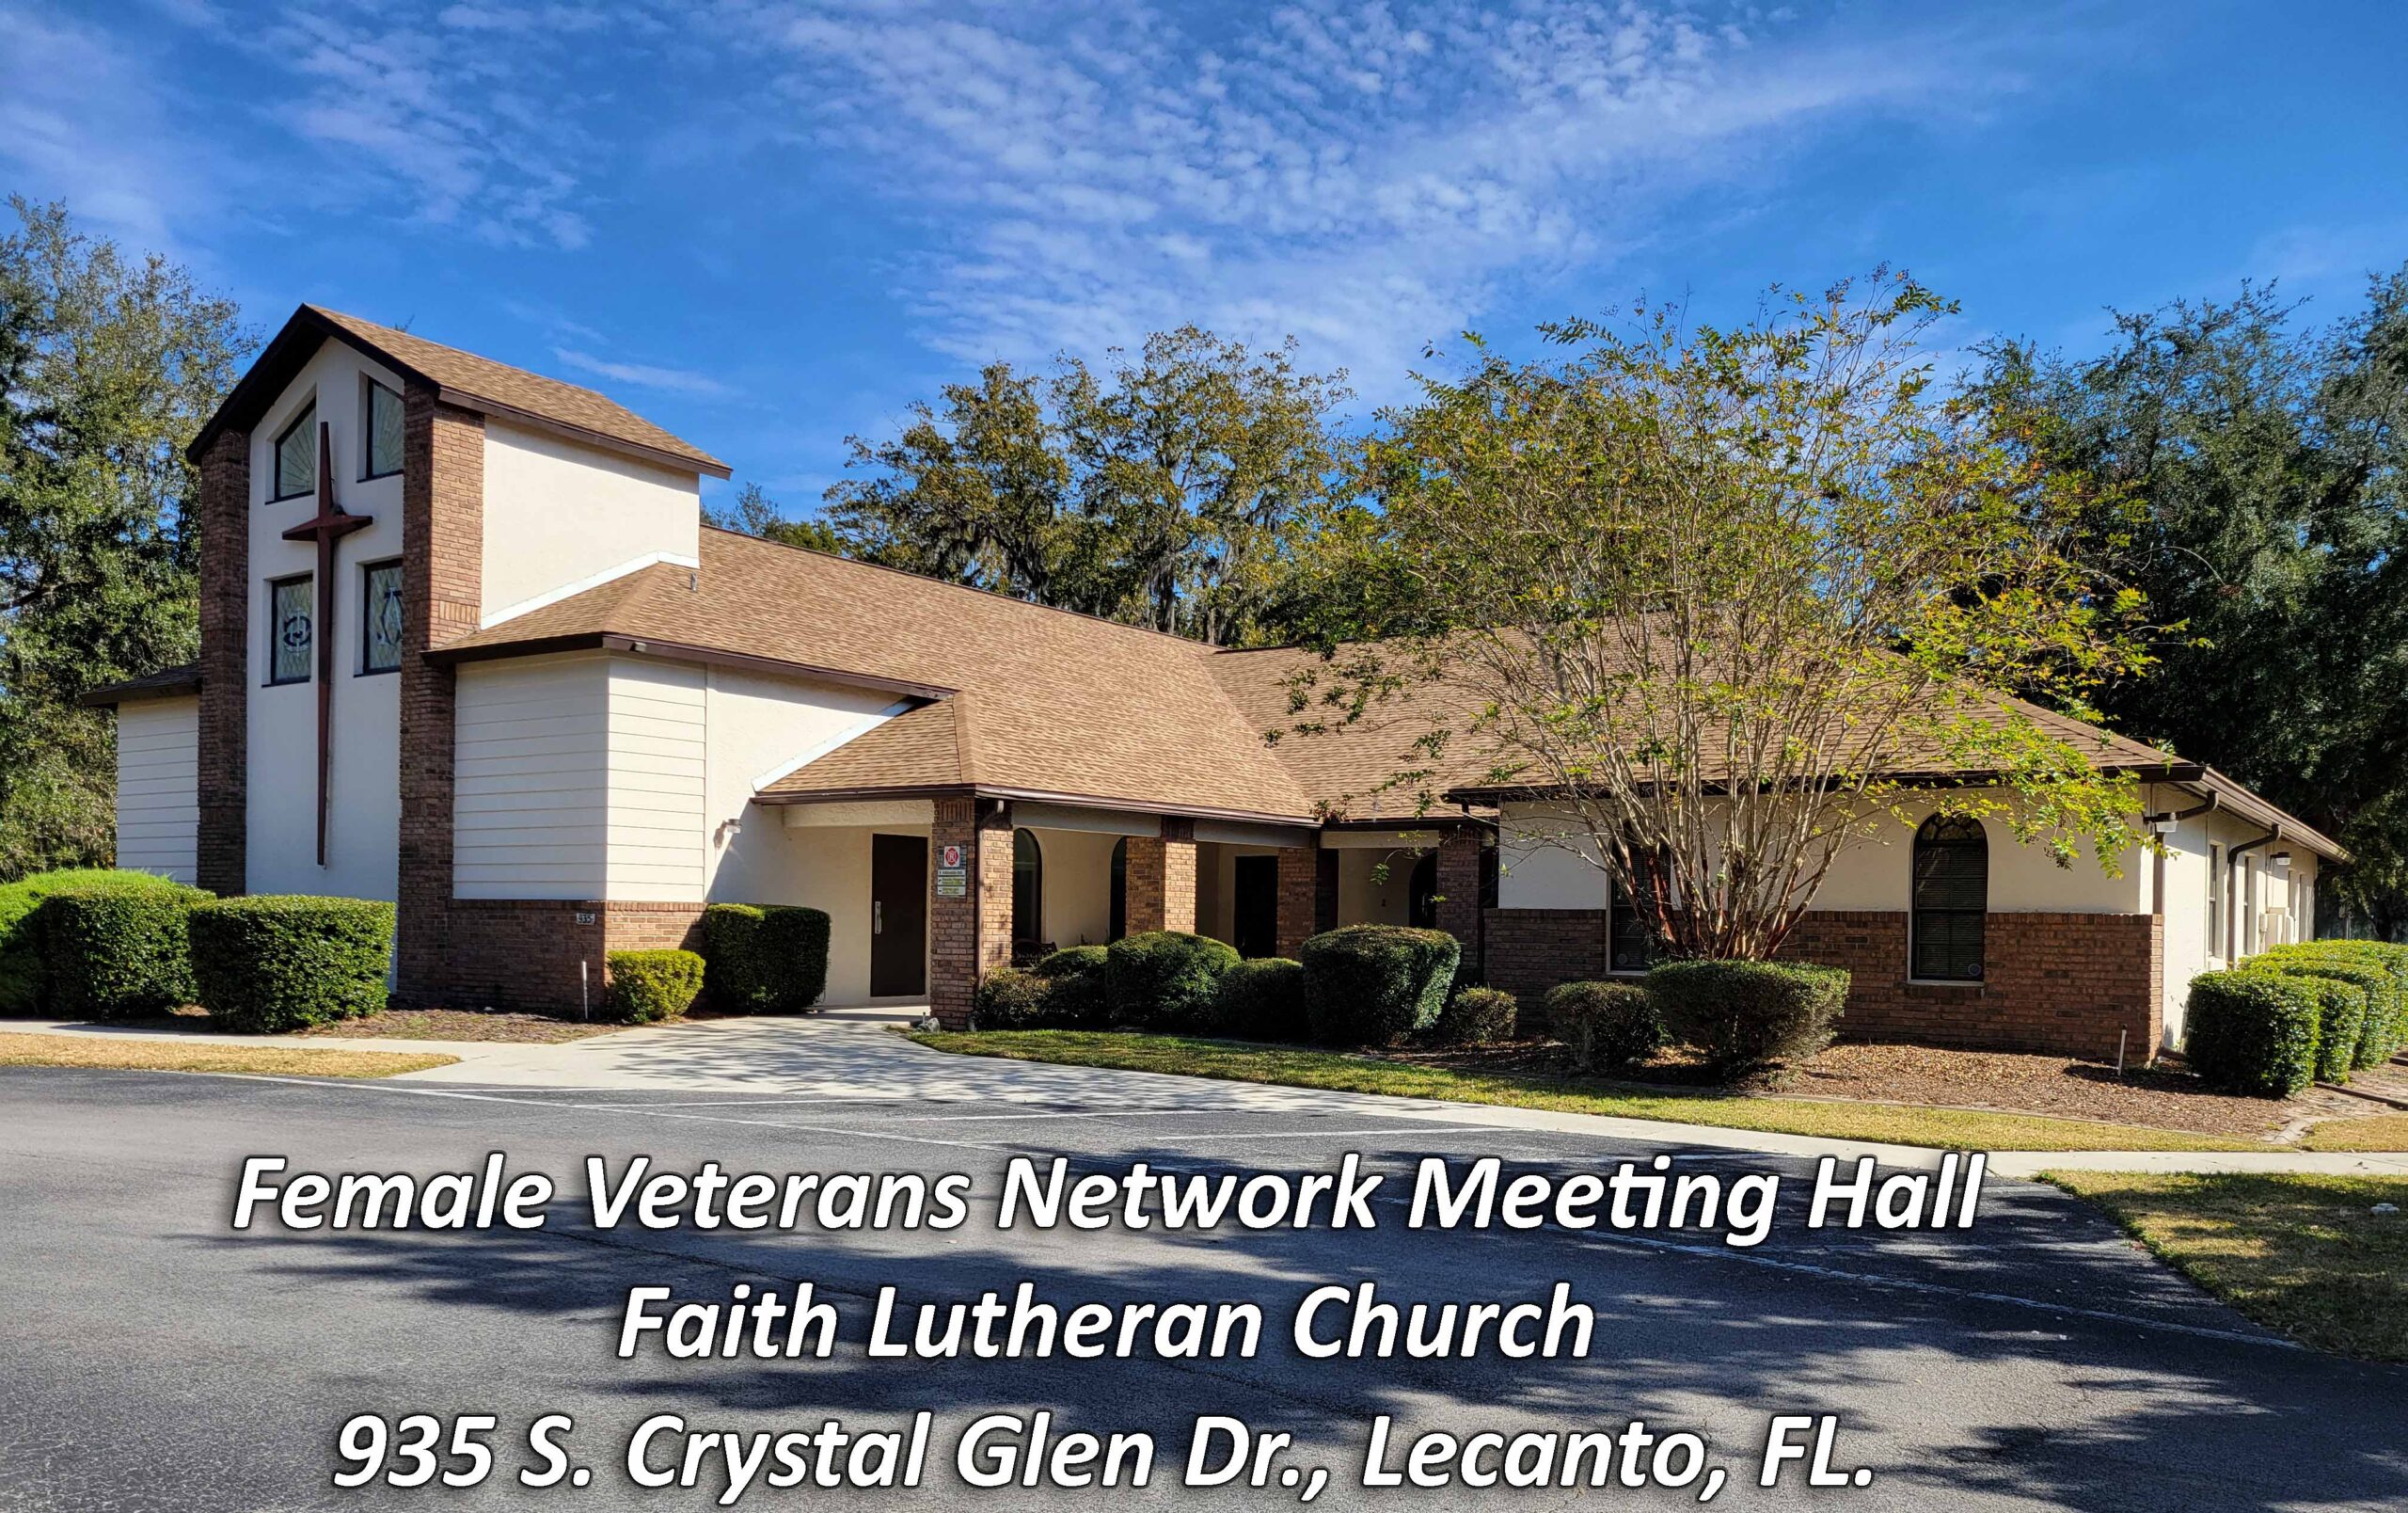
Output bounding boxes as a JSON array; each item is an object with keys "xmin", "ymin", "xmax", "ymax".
[
  {"xmin": 0, "ymin": 1032, "xmax": 454, "ymax": 1079},
  {"xmin": 2042, "ymin": 1171, "xmax": 2408, "ymax": 1361},
  {"xmin": 907, "ymin": 1030, "xmax": 2259, "ymax": 1153},
  {"xmin": 2301, "ymin": 1113, "xmax": 2408, "ymax": 1152},
  {"xmin": 112, "ymin": 1004, "xmax": 631, "ymax": 1043}
]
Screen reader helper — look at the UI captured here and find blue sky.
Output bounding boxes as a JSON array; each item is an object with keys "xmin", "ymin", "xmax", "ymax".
[{"xmin": 6, "ymin": 0, "xmax": 2405, "ymax": 516}]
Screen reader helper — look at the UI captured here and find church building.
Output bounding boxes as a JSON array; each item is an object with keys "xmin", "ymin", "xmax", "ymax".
[{"xmin": 87, "ymin": 307, "xmax": 2344, "ymax": 1054}]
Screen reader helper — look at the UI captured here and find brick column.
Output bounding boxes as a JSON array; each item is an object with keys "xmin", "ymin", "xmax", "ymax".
[
  {"xmin": 195, "ymin": 429, "xmax": 249, "ymax": 896},
  {"xmin": 930, "ymin": 797, "xmax": 1014, "ymax": 1028},
  {"xmin": 1125, "ymin": 818, "xmax": 1197, "ymax": 934},
  {"xmin": 1315, "ymin": 847, "xmax": 1339, "ymax": 933},
  {"xmin": 1275, "ymin": 842, "xmax": 1319, "ymax": 958},
  {"xmin": 1434, "ymin": 825, "xmax": 1485, "ymax": 966},
  {"xmin": 394, "ymin": 386, "xmax": 483, "ymax": 1006}
]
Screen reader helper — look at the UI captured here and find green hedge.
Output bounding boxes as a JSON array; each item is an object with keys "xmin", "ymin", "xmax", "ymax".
[
  {"xmin": 1215, "ymin": 957, "xmax": 1308, "ymax": 1042},
  {"xmin": 1032, "ymin": 946, "xmax": 1110, "ymax": 1027},
  {"xmin": 42, "ymin": 883, "xmax": 210, "ymax": 1020},
  {"xmin": 1433, "ymin": 985, "xmax": 1516, "ymax": 1045},
  {"xmin": 2251, "ymin": 941, "xmax": 2408, "ymax": 1067},
  {"xmin": 2246, "ymin": 959, "xmax": 2378, "ymax": 1079},
  {"xmin": 1543, "ymin": 980, "xmax": 1663, "ymax": 1072},
  {"xmin": 604, "ymin": 948, "xmax": 705, "ymax": 1024},
  {"xmin": 1106, "ymin": 931, "xmax": 1241, "ymax": 1029},
  {"xmin": 0, "ymin": 869, "xmax": 200, "ymax": 1016},
  {"xmin": 699, "ymin": 903, "xmax": 770, "ymax": 1011},
  {"xmin": 1300, "ymin": 925, "xmax": 1460, "ymax": 1047},
  {"xmin": 757, "ymin": 906, "xmax": 832, "ymax": 1012},
  {"xmin": 974, "ymin": 966, "xmax": 1052, "ymax": 1029},
  {"xmin": 1645, "ymin": 958, "xmax": 1850, "ymax": 1073},
  {"xmin": 188, "ymin": 896, "xmax": 393, "ymax": 1033},
  {"xmin": 2185, "ymin": 968, "xmax": 2322, "ymax": 1096}
]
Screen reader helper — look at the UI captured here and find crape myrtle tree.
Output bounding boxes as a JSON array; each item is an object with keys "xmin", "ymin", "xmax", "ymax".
[
  {"xmin": 1280, "ymin": 272, "xmax": 2158, "ymax": 961},
  {"xmin": 825, "ymin": 326, "xmax": 1350, "ymax": 646}
]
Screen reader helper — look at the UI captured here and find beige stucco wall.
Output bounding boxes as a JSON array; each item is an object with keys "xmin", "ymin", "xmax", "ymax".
[
  {"xmin": 1339, "ymin": 846, "xmax": 1424, "ymax": 926},
  {"xmin": 245, "ymin": 342, "xmax": 406, "ymax": 900},
  {"xmin": 1027, "ymin": 826, "xmax": 1117, "ymax": 949},
  {"xmin": 115, "ymin": 696, "xmax": 198, "ymax": 884},
  {"xmin": 1497, "ymin": 794, "xmax": 2148, "ymax": 916},
  {"xmin": 2155, "ymin": 800, "xmax": 2318, "ymax": 1045},
  {"xmin": 696, "ymin": 664, "xmax": 901, "ymax": 902},
  {"xmin": 761, "ymin": 813, "xmax": 934, "ymax": 1006},
  {"xmin": 479, "ymin": 421, "xmax": 701, "ymax": 625}
]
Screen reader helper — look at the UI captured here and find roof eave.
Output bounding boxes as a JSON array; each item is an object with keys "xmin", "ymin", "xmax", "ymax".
[
  {"xmin": 78, "ymin": 670, "xmax": 203, "ymax": 708},
  {"xmin": 425, "ymin": 631, "xmax": 955, "ymax": 702},
  {"xmin": 187, "ymin": 306, "xmax": 728, "ymax": 476},
  {"xmin": 754, "ymin": 782, "xmax": 1320, "ymax": 830}
]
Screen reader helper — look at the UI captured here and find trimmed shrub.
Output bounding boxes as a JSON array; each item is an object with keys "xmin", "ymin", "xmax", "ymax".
[
  {"xmin": 2185, "ymin": 968, "xmax": 2322, "ymax": 1096},
  {"xmin": 1216, "ymin": 957, "xmax": 1308, "ymax": 1042},
  {"xmin": 1645, "ymin": 958, "xmax": 1850, "ymax": 1073},
  {"xmin": 2250, "ymin": 958, "xmax": 2380, "ymax": 1077},
  {"xmin": 1300, "ymin": 924, "xmax": 1461, "ymax": 1047},
  {"xmin": 1544, "ymin": 980, "xmax": 1663, "ymax": 1072},
  {"xmin": 603, "ymin": 948, "xmax": 705, "ymax": 1024},
  {"xmin": 187, "ymin": 896, "xmax": 393, "ymax": 1033},
  {"xmin": 1433, "ymin": 985, "xmax": 1517, "ymax": 1046},
  {"xmin": 699, "ymin": 903, "xmax": 770, "ymax": 1011},
  {"xmin": 1031, "ymin": 946, "xmax": 1110, "ymax": 1027},
  {"xmin": 2257, "ymin": 941, "xmax": 2408, "ymax": 1065},
  {"xmin": 42, "ymin": 883, "xmax": 209, "ymax": 1020},
  {"xmin": 973, "ymin": 966, "xmax": 1052, "ymax": 1029},
  {"xmin": 1106, "ymin": 931, "xmax": 1241, "ymax": 1029},
  {"xmin": 0, "ymin": 869, "xmax": 198, "ymax": 1016},
  {"xmin": 757, "ymin": 906, "xmax": 832, "ymax": 1012}
]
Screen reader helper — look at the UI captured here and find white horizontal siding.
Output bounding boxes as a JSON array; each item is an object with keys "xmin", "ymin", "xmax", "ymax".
[
  {"xmin": 605, "ymin": 658, "xmax": 705, "ymax": 900},
  {"xmin": 115, "ymin": 697, "xmax": 198, "ymax": 884},
  {"xmin": 453, "ymin": 655, "xmax": 610, "ymax": 899}
]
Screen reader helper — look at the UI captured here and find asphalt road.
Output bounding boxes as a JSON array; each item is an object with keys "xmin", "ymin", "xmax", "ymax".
[{"xmin": 2, "ymin": 1063, "xmax": 2403, "ymax": 1512}]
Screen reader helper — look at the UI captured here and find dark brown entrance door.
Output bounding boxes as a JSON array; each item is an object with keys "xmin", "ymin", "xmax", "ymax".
[
  {"xmin": 1233, "ymin": 853, "xmax": 1277, "ymax": 959},
  {"xmin": 870, "ymin": 833, "xmax": 927, "ymax": 997}
]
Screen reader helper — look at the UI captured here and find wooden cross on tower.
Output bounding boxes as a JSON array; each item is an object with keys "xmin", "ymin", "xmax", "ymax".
[{"xmin": 280, "ymin": 420, "xmax": 373, "ymax": 867}]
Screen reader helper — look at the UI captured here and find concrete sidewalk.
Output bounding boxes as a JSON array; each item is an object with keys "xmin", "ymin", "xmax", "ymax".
[{"xmin": 12, "ymin": 1012, "xmax": 2408, "ymax": 1174}]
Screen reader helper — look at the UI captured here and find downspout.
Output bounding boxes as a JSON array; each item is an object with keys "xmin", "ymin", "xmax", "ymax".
[
  {"xmin": 2141, "ymin": 788, "xmax": 2220, "ymax": 922},
  {"xmin": 2215, "ymin": 828, "xmax": 2273, "ymax": 959}
]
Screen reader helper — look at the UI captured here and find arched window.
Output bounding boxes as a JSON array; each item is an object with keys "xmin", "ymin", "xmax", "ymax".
[
  {"xmin": 1910, "ymin": 815, "xmax": 1988, "ymax": 981},
  {"xmin": 1012, "ymin": 829, "xmax": 1043, "ymax": 954},
  {"xmin": 1109, "ymin": 837, "xmax": 1127, "ymax": 940}
]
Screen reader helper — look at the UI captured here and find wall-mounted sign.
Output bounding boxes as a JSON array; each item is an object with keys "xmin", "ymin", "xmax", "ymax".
[
  {"xmin": 940, "ymin": 844, "xmax": 964, "ymax": 868},
  {"xmin": 934, "ymin": 867, "xmax": 967, "ymax": 899}
]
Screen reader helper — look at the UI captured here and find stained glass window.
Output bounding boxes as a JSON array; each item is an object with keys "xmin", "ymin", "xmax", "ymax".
[
  {"xmin": 270, "ymin": 575, "xmax": 313, "ymax": 685},
  {"xmin": 1910, "ymin": 815, "xmax": 1988, "ymax": 980},
  {"xmin": 365, "ymin": 381, "xmax": 404, "ymax": 478},
  {"xmin": 362, "ymin": 561, "xmax": 403, "ymax": 673},
  {"xmin": 274, "ymin": 403, "xmax": 316, "ymax": 500}
]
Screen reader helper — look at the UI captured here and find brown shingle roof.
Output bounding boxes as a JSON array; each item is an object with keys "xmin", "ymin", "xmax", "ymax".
[
  {"xmin": 428, "ymin": 530, "xmax": 2344, "ymax": 855},
  {"xmin": 762, "ymin": 699, "xmax": 969, "ymax": 796},
  {"xmin": 190, "ymin": 306, "xmax": 727, "ymax": 476},
  {"xmin": 78, "ymin": 662, "xmax": 201, "ymax": 708},
  {"xmin": 436, "ymin": 530, "xmax": 1321, "ymax": 821}
]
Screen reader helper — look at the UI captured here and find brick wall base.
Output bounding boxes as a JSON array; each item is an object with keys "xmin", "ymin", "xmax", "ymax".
[
  {"xmin": 1481, "ymin": 907, "xmax": 2162, "ymax": 1061},
  {"xmin": 436, "ymin": 900, "xmax": 705, "ymax": 1015}
]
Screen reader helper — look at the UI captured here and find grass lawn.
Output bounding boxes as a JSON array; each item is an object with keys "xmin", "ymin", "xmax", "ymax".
[
  {"xmin": 2041, "ymin": 1171, "xmax": 2408, "ymax": 1361},
  {"xmin": 110, "ymin": 1004, "xmax": 627, "ymax": 1043},
  {"xmin": 2302, "ymin": 1113, "xmax": 2408, "ymax": 1152},
  {"xmin": 906, "ymin": 1029, "xmax": 2261, "ymax": 1152},
  {"xmin": 0, "ymin": 1031, "xmax": 456, "ymax": 1079}
]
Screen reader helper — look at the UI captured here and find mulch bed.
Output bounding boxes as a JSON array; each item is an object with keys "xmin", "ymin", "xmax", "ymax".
[{"xmin": 1388, "ymin": 1037, "xmax": 2305, "ymax": 1139}]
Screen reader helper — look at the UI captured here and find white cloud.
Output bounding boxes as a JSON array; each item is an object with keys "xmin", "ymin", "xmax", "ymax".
[
  {"xmin": 748, "ymin": 0, "xmax": 1991, "ymax": 399},
  {"xmin": 553, "ymin": 346, "xmax": 733, "ymax": 395},
  {"xmin": 0, "ymin": 5, "xmax": 222, "ymax": 252}
]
